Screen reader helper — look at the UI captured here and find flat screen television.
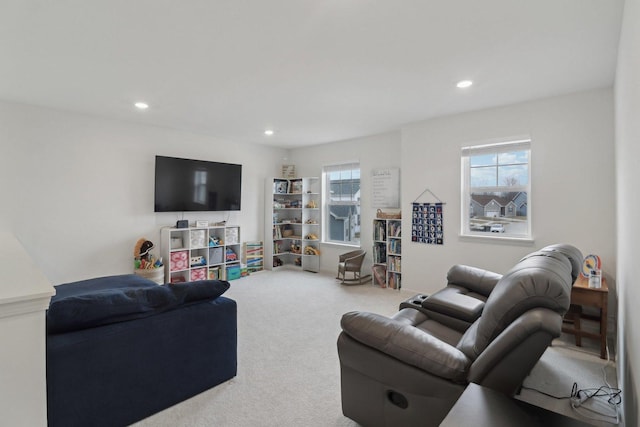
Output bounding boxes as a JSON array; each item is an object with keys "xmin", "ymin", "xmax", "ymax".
[{"xmin": 154, "ymin": 156, "xmax": 242, "ymax": 212}]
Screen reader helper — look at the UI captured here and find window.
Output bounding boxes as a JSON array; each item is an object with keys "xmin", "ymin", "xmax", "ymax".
[
  {"xmin": 461, "ymin": 139, "xmax": 531, "ymax": 239},
  {"xmin": 323, "ymin": 162, "xmax": 361, "ymax": 245}
]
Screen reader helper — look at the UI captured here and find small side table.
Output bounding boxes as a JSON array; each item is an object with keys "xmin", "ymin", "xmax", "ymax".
[{"xmin": 562, "ymin": 276, "xmax": 608, "ymax": 359}]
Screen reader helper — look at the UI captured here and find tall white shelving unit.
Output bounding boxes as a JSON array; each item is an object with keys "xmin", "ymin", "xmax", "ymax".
[
  {"xmin": 265, "ymin": 177, "xmax": 320, "ymax": 272},
  {"xmin": 372, "ymin": 218, "xmax": 402, "ymax": 289}
]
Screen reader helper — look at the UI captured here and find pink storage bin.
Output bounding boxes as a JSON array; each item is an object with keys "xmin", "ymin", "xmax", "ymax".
[
  {"xmin": 190, "ymin": 267, "xmax": 206, "ymax": 281},
  {"xmin": 170, "ymin": 251, "xmax": 188, "ymax": 272}
]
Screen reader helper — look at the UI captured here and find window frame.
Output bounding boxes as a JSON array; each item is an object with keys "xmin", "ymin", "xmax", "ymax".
[
  {"xmin": 322, "ymin": 162, "xmax": 361, "ymax": 247},
  {"xmin": 460, "ymin": 138, "xmax": 532, "ymax": 241}
]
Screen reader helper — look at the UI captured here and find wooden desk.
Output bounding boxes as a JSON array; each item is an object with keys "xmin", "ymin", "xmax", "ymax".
[{"xmin": 562, "ymin": 276, "xmax": 608, "ymax": 359}]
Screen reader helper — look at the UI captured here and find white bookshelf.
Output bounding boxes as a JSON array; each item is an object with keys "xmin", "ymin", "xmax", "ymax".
[
  {"xmin": 265, "ymin": 177, "xmax": 320, "ymax": 272},
  {"xmin": 372, "ymin": 218, "xmax": 402, "ymax": 289}
]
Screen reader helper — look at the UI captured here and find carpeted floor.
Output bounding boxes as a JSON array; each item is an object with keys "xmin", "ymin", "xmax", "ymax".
[
  {"xmin": 133, "ymin": 268, "xmax": 413, "ymax": 427},
  {"xmin": 132, "ymin": 268, "xmax": 619, "ymax": 427}
]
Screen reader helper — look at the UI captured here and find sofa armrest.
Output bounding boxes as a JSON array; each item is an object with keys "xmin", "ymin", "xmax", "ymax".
[
  {"xmin": 421, "ymin": 287, "xmax": 485, "ymax": 323},
  {"xmin": 341, "ymin": 311, "xmax": 470, "ymax": 382},
  {"xmin": 466, "ymin": 308, "xmax": 562, "ymax": 394},
  {"xmin": 446, "ymin": 264, "xmax": 503, "ymax": 297}
]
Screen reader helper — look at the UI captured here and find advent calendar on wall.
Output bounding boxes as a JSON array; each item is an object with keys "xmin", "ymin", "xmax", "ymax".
[
  {"xmin": 410, "ymin": 188, "xmax": 445, "ymax": 245},
  {"xmin": 411, "ymin": 203, "xmax": 444, "ymax": 245}
]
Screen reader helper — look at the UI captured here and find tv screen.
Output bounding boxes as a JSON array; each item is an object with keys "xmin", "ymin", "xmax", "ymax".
[{"xmin": 154, "ymin": 156, "xmax": 242, "ymax": 212}]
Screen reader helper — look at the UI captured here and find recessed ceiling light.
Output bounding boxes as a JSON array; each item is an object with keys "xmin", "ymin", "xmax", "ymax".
[
  {"xmin": 456, "ymin": 80, "xmax": 473, "ymax": 89},
  {"xmin": 134, "ymin": 102, "xmax": 149, "ymax": 110},
  {"xmin": 264, "ymin": 129, "xmax": 274, "ymax": 136}
]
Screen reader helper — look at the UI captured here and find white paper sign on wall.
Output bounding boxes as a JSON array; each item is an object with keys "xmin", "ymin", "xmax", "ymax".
[{"xmin": 372, "ymin": 168, "xmax": 400, "ymax": 208}]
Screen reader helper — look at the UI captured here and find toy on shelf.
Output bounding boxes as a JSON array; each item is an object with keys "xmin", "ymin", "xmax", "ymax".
[
  {"xmin": 225, "ymin": 247, "xmax": 238, "ymax": 262},
  {"xmin": 190, "ymin": 256, "xmax": 207, "ymax": 267},
  {"xmin": 209, "ymin": 236, "xmax": 222, "ymax": 247},
  {"xmin": 304, "ymin": 246, "xmax": 320, "ymax": 255}
]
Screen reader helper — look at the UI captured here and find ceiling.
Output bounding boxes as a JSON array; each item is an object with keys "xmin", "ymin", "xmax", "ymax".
[{"xmin": 0, "ymin": 1, "xmax": 624, "ymax": 148}]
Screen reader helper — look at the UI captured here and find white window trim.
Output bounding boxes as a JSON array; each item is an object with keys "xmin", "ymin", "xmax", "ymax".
[{"xmin": 460, "ymin": 137, "xmax": 533, "ymax": 241}]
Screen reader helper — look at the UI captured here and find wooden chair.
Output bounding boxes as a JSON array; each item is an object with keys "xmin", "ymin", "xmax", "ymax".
[{"xmin": 337, "ymin": 250, "xmax": 367, "ymax": 284}]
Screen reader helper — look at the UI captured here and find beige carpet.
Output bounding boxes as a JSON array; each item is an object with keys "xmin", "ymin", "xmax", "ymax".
[
  {"xmin": 132, "ymin": 268, "xmax": 619, "ymax": 427},
  {"xmin": 133, "ymin": 268, "xmax": 413, "ymax": 427}
]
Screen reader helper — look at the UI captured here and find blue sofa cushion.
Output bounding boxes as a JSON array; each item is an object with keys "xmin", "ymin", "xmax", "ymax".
[
  {"xmin": 53, "ymin": 274, "xmax": 158, "ymax": 298},
  {"xmin": 47, "ymin": 275, "xmax": 230, "ymax": 334}
]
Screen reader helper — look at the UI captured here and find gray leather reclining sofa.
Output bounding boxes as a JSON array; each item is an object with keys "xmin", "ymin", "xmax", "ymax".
[{"xmin": 337, "ymin": 244, "xmax": 582, "ymax": 427}]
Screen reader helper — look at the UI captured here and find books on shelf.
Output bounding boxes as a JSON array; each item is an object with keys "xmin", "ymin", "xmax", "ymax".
[
  {"xmin": 373, "ymin": 242, "xmax": 387, "ymax": 263},
  {"xmin": 389, "ymin": 221, "xmax": 401, "ymax": 237},
  {"xmin": 388, "ymin": 273, "xmax": 401, "ymax": 289},
  {"xmin": 389, "ymin": 239, "xmax": 401, "ymax": 255},
  {"xmin": 372, "ymin": 217, "xmax": 402, "ymax": 290},
  {"xmin": 374, "ymin": 220, "xmax": 387, "ymax": 241},
  {"xmin": 388, "ymin": 255, "xmax": 401, "ymax": 272}
]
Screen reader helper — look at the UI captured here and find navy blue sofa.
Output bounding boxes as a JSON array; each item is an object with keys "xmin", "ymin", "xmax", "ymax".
[{"xmin": 46, "ymin": 274, "xmax": 237, "ymax": 427}]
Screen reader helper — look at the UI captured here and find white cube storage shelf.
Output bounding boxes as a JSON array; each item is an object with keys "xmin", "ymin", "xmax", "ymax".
[{"xmin": 161, "ymin": 225, "xmax": 241, "ymax": 283}]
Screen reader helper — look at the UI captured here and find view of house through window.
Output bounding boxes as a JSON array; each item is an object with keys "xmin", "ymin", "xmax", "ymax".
[
  {"xmin": 461, "ymin": 139, "xmax": 531, "ymax": 238},
  {"xmin": 323, "ymin": 163, "xmax": 361, "ymax": 245}
]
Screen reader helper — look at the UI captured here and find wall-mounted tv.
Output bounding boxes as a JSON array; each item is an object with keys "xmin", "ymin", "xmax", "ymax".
[{"xmin": 154, "ymin": 156, "xmax": 242, "ymax": 212}]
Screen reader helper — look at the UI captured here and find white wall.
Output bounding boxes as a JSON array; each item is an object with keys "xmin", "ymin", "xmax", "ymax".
[
  {"xmin": 400, "ymin": 88, "xmax": 615, "ymax": 294},
  {"xmin": 615, "ymin": 0, "xmax": 640, "ymax": 423},
  {"xmin": 0, "ymin": 233, "xmax": 54, "ymax": 427},
  {"xmin": 290, "ymin": 131, "xmax": 401, "ymax": 275},
  {"xmin": 0, "ymin": 101, "xmax": 287, "ymax": 285},
  {"xmin": 289, "ymin": 90, "xmax": 615, "ymax": 295}
]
